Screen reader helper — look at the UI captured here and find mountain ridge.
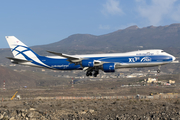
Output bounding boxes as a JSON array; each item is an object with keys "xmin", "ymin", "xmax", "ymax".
[
  {"xmin": 1, "ymin": 23, "xmax": 180, "ymax": 63},
  {"xmin": 36, "ymin": 23, "xmax": 180, "ymax": 52}
]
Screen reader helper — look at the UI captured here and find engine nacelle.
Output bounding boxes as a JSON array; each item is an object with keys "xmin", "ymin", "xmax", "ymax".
[
  {"xmin": 103, "ymin": 63, "xmax": 115, "ymax": 72},
  {"xmin": 81, "ymin": 60, "xmax": 94, "ymax": 67}
]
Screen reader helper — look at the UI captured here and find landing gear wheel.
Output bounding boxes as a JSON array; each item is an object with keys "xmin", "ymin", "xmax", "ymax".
[
  {"xmin": 157, "ymin": 70, "xmax": 160, "ymax": 73},
  {"xmin": 93, "ymin": 71, "xmax": 99, "ymax": 77},
  {"xmin": 86, "ymin": 72, "xmax": 89, "ymax": 76},
  {"xmin": 89, "ymin": 72, "xmax": 92, "ymax": 76},
  {"xmin": 93, "ymin": 73, "xmax": 97, "ymax": 77},
  {"xmin": 86, "ymin": 68, "xmax": 99, "ymax": 77},
  {"xmin": 86, "ymin": 71, "xmax": 92, "ymax": 76}
]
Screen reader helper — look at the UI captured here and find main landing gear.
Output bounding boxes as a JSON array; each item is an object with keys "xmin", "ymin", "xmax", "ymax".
[{"xmin": 86, "ymin": 70, "xmax": 99, "ymax": 77}]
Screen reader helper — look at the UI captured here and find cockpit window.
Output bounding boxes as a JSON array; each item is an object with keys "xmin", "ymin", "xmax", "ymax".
[{"xmin": 161, "ymin": 51, "xmax": 164, "ymax": 53}]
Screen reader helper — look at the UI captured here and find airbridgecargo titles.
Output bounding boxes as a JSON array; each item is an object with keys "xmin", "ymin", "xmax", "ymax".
[{"xmin": 5, "ymin": 36, "xmax": 179, "ymax": 77}]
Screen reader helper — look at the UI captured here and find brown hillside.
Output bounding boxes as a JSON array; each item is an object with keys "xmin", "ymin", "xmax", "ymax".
[
  {"xmin": 0, "ymin": 66, "xmax": 71, "ymax": 89},
  {"xmin": 0, "ymin": 66, "xmax": 36, "ymax": 88}
]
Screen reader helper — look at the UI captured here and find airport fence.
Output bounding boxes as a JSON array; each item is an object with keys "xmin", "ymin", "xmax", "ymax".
[
  {"xmin": 2, "ymin": 94, "xmax": 180, "ymax": 101},
  {"xmin": 54, "ymin": 94, "xmax": 180, "ymax": 100}
]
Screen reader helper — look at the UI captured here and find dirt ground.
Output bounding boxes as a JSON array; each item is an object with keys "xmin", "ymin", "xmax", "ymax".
[
  {"xmin": 1, "ymin": 98, "xmax": 180, "ymax": 119},
  {"xmin": 1, "ymin": 78, "xmax": 180, "ymax": 119},
  {"xmin": 1, "ymin": 78, "xmax": 180, "ymax": 98}
]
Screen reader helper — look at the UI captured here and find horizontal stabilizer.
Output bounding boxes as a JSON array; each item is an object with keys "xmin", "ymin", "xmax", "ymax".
[{"xmin": 6, "ymin": 57, "xmax": 32, "ymax": 63}]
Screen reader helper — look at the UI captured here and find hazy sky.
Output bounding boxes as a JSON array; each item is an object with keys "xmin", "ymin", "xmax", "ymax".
[{"xmin": 1, "ymin": 0, "xmax": 180, "ymax": 48}]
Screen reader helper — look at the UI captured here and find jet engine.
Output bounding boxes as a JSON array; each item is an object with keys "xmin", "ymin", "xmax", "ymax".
[
  {"xmin": 81, "ymin": 60, "xmax": 94, "ymax": 67},
  {"xmin": 102, "ymin": 63, "xmax": 115, "ymax": 72}
]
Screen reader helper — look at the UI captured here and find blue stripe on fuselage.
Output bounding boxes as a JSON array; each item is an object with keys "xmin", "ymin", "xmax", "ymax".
[
  {"xmin": 96, "ymin": 55, "xmax": 173, "ymax": 63},
  {"xmin": 34, "ymin": 55, "xmax": 173, "ymax": 70},
  {"xmin": 37, "ymin": 56, "xmax": 81, "ymax": 70}
]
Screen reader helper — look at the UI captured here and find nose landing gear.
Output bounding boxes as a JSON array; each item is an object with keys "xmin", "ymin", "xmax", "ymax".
[
  {"xmin": 157, "ymin": 69, "xmax": 160, "ymax": 73},
  {"xmin": 157, "ymin": 65, "xmax": 161, "ymax": 73}
]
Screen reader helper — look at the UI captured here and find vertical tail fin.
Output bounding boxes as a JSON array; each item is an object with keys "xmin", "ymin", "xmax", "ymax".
[{"xmin": 5, "ymin": 36, "xmax": 39, "ymax": 60}]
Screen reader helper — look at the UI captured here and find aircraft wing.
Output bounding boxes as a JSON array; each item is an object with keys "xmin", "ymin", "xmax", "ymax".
[
  {"xmin": 47, "ymin": 51, "xmax": 105, "ymax": 66},
  {"xmin": 47, "ymin": 51, "xmax": 82, "ymax": 62},
  {"xmin": 47, "ymin": 51, "xmax": 120, "ymax": 68}
]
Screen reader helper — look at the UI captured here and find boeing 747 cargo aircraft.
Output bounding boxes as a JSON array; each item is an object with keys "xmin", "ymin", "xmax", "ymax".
[{"xmin": 5, "ymin": 36, "xmax": 178, "ymax": 77}]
